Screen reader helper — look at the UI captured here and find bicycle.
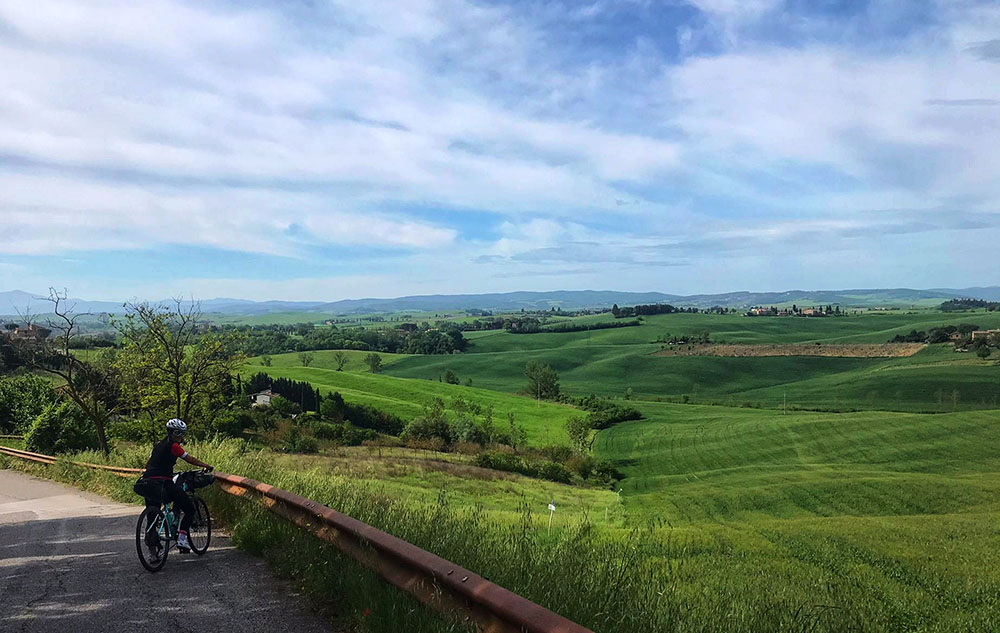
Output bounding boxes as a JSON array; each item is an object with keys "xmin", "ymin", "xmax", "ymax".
[{"xmin": 135, "ymin": 469, "xmax": 214, "ymax": 572}]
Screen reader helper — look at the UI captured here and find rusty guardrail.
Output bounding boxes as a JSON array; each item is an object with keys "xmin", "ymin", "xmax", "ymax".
[{"xmin": 0, "ymin": 444, "xmax": 593, "ymax": 633}]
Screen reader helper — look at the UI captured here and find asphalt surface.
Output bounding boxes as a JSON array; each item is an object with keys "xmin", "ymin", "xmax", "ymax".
[{"xmin": 0, "ymin": 469, "xmax": 339, "ymax": 633}]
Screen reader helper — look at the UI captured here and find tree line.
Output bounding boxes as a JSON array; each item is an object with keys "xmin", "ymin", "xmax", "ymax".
[
  {"xmin": 612, "ymin": 303, "xmax": 696, "ymax": 318},
  {"xmin": 234, "ymin": 322, "xmax": 468, "ymax": 356},
  {"xmin": 940, "ymin": 298, "xmax": 1000, "ymax": 312}
]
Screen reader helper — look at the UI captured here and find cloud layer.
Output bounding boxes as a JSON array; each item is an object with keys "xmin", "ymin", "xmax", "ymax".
[{"xmin": 1, "ymin": 0, "xmax": 998, "ymax": 298}]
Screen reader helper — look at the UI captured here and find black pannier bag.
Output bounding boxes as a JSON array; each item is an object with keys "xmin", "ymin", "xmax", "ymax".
[
  {"xmin": 133, "ymin": 477, "xmax": 165, "ymax": 504},
  {"xmin": 178, "ymin": 471, "xmax": 215, "ymax": 491}
]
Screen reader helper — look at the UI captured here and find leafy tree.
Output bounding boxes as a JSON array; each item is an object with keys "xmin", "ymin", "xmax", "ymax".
[
  {"xmin": 524, "ymin": 361, "xmax": 560, "ymax": 400},
  {"xmin": 565, "ymin": 415, "xmax": 595, "ymax": 453},
  {"xmin": 115, "ymin": 300, "xmax": 246, "ymax": 426},
  {"xmin": 507, "ymin": 411, "xmax": 527, "ymax": 452},
  {"xmin": 364, "ymin": 353, "xmax": 383, "ymax": 374},
  {"xmin": 260, "ymin": 354, "xmax": 272, "ymax": 367},
  {"xmin": 976, "ymin": 345, "xmax": 992, "ymax": 359},
  {"xmin": 268, "ymin": 395, "xmax": 300, "ymax": 417},
  {"xmin": 401, "ymin": 398, "xmax": 453, "ymax": 444},
  {"xmin": 334, "ymin": 351, "xmax": 348, "ymax": 371},
  {"xmin": 443, "ymin": 369, "xmax": 460, "ymax": 385},
  {"xmin": 299, "ymin": 351, "xmax": 314, "ymax": 367}
]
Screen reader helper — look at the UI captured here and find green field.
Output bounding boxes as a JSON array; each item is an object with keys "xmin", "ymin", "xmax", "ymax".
[
  {"xmin": 385, "ymin": 312, "xmax": 1000, "ymax": 412},
  {"xmin": 591, "ymin": 403, "xmax": 1000, "ymax": 631},
  {"xmin": 459, "ymin": 311, "xmax": 1000, "ymax": 351},
  {"xmin": 245, "ymin": 354, "xmax": 577, "ymax": 445}
]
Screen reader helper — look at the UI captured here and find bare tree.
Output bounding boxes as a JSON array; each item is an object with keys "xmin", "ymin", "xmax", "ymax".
[{"xmin": 20, "ymin": 289, "xmax": 120, "ymax": 456}]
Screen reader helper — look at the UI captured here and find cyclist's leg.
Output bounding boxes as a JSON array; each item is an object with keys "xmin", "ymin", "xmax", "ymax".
[
  {"xmin": 164, "ymin": 479, "xmax": 196, "ymax": 534},
  {"xmin": 144, "ymin": 503, "xmax": 160, "ymax": 546}
]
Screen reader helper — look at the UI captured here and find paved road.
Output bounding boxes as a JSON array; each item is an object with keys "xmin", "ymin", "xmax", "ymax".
[{"xmin": 0, "ymin": 470, "xmax": 339, "ymax": 633}]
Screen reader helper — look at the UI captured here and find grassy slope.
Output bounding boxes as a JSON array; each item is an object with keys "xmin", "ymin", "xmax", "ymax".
[
  {"xmin": 249, "ymin": 348, "xmax": 414, "ymax": 372},
  {"xmin": 597, "ymin": 403, "xmax": 1000, "ymax": 521},
  {"xmin": 270, "ymin": 448, "xmax": 622, "ymax": 526},
  {"xmin": 463, "ymin": 311, "xmax": 1000, "ymax": 351},
  {"xmin": 593, "ymin": 403, "xmax": 1000, "ymax": 631},
  {"xmin": 386, "ymin": 312, "xmax": 1000, "ymax": 412},
  {"xmin": 245, "ymin": 355, "xmax": 577, "ymax": 445}
]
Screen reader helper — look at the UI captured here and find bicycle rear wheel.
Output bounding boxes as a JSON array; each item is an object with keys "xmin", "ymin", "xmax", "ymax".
[
  {"xmin": 136, "ymin": 507, "xmax": 169, "ymax": 572},
  {"xmin": 188, "ymin": 497, "xmax": 211, "ymax": 555}
]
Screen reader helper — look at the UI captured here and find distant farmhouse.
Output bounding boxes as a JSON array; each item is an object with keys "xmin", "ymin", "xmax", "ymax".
[
  {"xmin": 745, "ymin": 305, "xmax": 841, "ymax": 317},
  {"xmin": 2, "ymin": 323, "xmax": 51, "ymax": 341},
  {"xmin": 249, "ymin": 389, "xmax": 277, "ymax": 407},
  {"xmin": 971, "ymin": 329, "xmax": 1000, "ymax": 343}
]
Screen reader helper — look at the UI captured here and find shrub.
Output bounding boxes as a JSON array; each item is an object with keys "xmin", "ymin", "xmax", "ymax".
[
  {"xmin": 312, "ymin": 422, "xmax": 342, "ymax": 441},
  {"xmin": 539, "ymin": 444, "xmax": 574, "ymax": 464},
  {"xmin": 0, "ymin": 373, "xmax": 60, "ymax": 434},
  {"xmin": 402, "ymin": 417, "xmax": 453, "ymax": 445},
  {"xmin": 400, "ymin": 399, "xmax": 452, "ymax": 445},
  {"xmin": 573, "ymin": 394, "xmax": 643, "ymax": 429},
  {"xmin": 206, "ymin": 410, "xmax": 253, "ymax": 439},
  {"xmin": 565, "ymin": 453, "xmax": 596, "ymax": 479},
  {"xmin": 321, "ymin": 392, "xmax": 405, "ymax": 435},
  {"xmin": 592, "ymin": 460, "xmax": 622, "ymax": 484},
  {"xmin": 25, "ymin": 401, "xmax": 100, "ymax": 454},
  {"xmin": 267, "ymin": 420, "xmax": 319, "ymax": 454},
  {"xmin": 537, "ymin": 461, "xmax": 573, "ymax": 484},
  {"xmin": 268, "ymin": 395, "xmax": 300, "ymax": 417},
  {"xmin": 474, "ymin": 451, "xmax": 526, "ymax": 473},
  {"xmin": 451, "ymin": 415, "xmax": 490, "ymax": 446},
  {"xmin": 107, "ymin": 416, "xmax": 157, "ymax": 443},
  {"xmin": 313, "ymin": 421, "xmax": 376, "ymax": 446},
  {"xmin": 454, "ymin": 441, "xmax": 482, "ymax": 455}
]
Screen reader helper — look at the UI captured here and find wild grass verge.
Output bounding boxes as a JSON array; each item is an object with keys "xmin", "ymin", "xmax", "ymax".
[{"xmin": 1, "ymin": 439, "xmax": 681, "ymax": 633}]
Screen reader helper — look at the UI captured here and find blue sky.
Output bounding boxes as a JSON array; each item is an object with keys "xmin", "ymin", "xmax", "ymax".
[{"xmin": 1, "ymin": 0, "xmax": 999, "ymax": 301}]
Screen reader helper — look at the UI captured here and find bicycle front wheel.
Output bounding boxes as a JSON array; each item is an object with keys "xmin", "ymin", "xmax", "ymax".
[
  {"xmin": 188, "ymin": 497, "xmax": 211, "ymax": 555},
  {"xmin": 136, "ymin": 507, "xmax": 168, "ymax": 572}
]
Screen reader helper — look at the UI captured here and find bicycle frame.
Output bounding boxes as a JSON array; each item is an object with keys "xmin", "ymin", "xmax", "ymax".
[{"xmin": 146, "ymin": 481, "xmax": 198, "ymax": 553}]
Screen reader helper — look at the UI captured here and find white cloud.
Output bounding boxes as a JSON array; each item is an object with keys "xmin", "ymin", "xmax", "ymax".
[
  {"xmin": 0, "ymin": 172, "xmax": 456, "ymax": 256},
  {"xmin": 0, "ymin": 0, "xmax": 684, "ymax": 260},
  {"xmin": 1, "ymin": 0, "xmax": 999, "ymax": 295}
]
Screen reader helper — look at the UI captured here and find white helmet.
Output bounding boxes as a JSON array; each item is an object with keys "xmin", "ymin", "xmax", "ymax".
[{"xmin": 166, "ymin": 418, "xmax": 188, "ymax": 433}]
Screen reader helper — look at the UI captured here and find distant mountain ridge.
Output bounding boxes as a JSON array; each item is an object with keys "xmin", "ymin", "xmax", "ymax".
[{"xmin": 2, "ymin": 287, "xmax": 998, "ymax": 317}]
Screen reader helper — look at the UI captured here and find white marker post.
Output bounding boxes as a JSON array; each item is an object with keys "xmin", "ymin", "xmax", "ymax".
[{"xmin": 547, "ymin": 501, "xmax": 556, "ymax": 535}]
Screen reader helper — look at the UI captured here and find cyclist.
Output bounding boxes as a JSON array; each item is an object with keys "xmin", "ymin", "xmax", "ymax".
[{"xmin": 142, "ymin": 418, "xmax": 213, "ymax": 554}]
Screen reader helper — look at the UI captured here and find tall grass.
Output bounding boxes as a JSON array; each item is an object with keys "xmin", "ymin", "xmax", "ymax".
[
  {"xmin": 1, "ymin": 441, "xmax": 678, "ymax": 632},
  {"xmin": 6, "ymin": 427, "xmax": 1000, "ymax": 632}
]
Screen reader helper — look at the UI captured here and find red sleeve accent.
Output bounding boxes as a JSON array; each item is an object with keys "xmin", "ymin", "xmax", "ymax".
[{"xmin": 170, "ymin": 443, "xmax": 186, "ymax": 457}]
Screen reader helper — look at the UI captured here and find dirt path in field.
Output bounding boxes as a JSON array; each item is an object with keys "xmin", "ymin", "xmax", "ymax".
[{"xmin": 652, "ymin": 343, "xmax": 926, "ymax": 358}]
